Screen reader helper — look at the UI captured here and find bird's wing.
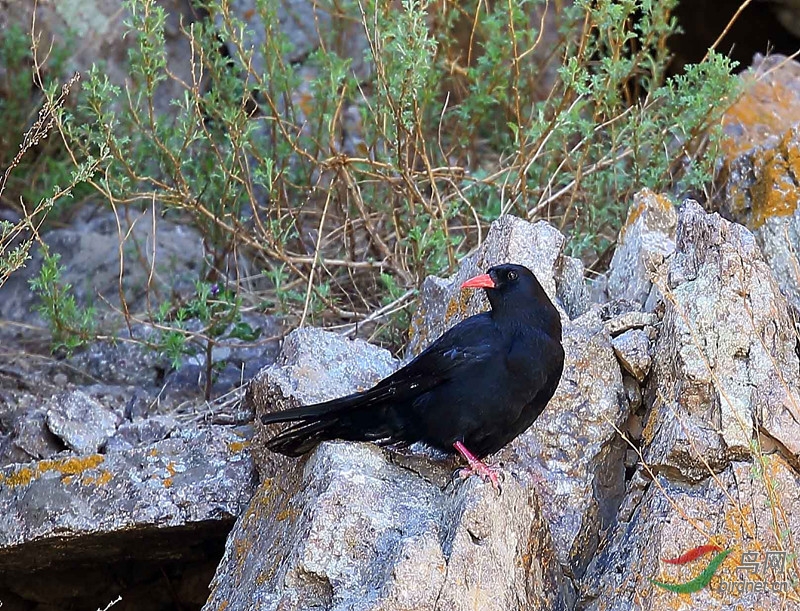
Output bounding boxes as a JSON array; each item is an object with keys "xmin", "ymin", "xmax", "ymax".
[
  {"xmin": 374, "ymin": 312, "xmax": 499, "ymax": 394},
  {"xmin": 260, "ymin": 313, "xmax": 499, "ymax": 424}
]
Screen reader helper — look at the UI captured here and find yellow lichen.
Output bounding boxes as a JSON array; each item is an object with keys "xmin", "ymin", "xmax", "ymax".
[
  {"xmin": 0, "ymin": 466, "xmax": 35, "ymax": 488},
  {"xmin": 227, "ymin": 440, "xmax": 250, "ymax": 453},
  {"xmin": 82, "ymin": 470, "xmax": 113, "ymax": 487},
  {"xmin": 0, "ymin": 454, "xmax": 106, "ymax": 489}
]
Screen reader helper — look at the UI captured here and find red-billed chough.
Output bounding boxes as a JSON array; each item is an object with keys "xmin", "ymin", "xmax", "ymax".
[{"xmin": 261, "ymin": 263, "xmax": 564, "ymax": 487}]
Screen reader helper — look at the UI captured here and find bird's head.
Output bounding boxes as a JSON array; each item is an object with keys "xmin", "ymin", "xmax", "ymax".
[{"xmin": 461, "ymin": 263, "xmax": 561, "ymax": 337}]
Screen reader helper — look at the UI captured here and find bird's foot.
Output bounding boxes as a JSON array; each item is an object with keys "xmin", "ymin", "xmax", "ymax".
[{"xmin": 453, "ymin": 441, "xmax": 502, "ymax": 491}]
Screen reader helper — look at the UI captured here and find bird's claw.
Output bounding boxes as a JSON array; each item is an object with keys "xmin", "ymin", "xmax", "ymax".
[{"xmin": 457, "ymin": 462, "xmax": 503, "ymax": 492}]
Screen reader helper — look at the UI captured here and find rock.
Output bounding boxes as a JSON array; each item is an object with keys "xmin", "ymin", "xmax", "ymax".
[
  {"xmin": 105, "ymin": 415, "xmax": 178, "ymax": 453},
  {"xmin": 642, "ymin": 201, "xmax": 800, "ymax": 481},
  {"xmin": 581, "ymin": 456, "xmax": 800, "ymax": 610},
  {"xmin": 45, "ymin": 390, "xmax": 119, "ymax": 454},
  {"xmin": 498, "ymin": 307, "xmax": 629, "ymax": 577},
  {"xmin": 407, "ymin": 215, "xmax": 589, "ymax": 356},
  {"xmin": 0, "ymin": 0, "xmax": 197, "ymax": 116},
  {"xmin": 13, "ymin": 411, "xmax": 64, "ymax": 460},
  {"xmin": 602, "ymin": 310, "xmax": 659, "ymax": 336},
  {"xmin": 611, "ymin": 329, "xmax": 652, "ymax": 382},
  {"xmin": 258, "ymin": 326, "xmax": 398, "ymax": 411},
  {"xmin": 210, "ymin": 440, "xmax": 569, "ymax": 611},
  {"xmin": 216, "ymin": 0, "xmax": 371, "ymax": 81},
  {"xmin": 606, "ymin": 189, "xmax": 678, "ymax": 307},
  {"xmin": 206, "ymin": 324, "xmax": 573, "ymax": 610},
  {"xmin": 719, "ymin": 54, "xmax": 800, "ymax": 312},
  {"xmin": 0, "ymin": 424, "xmax": 255, "ymax": 573}
]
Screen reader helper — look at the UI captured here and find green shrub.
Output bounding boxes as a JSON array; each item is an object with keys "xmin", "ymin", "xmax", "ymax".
[{"xmin": 24, "ymin": 0, "xmax": 739, "ymax": 353}]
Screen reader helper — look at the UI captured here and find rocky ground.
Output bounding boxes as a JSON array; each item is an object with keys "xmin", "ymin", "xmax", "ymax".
[{"xmin": 2, "ymin": 4, "xmax": 800, "ymax": 611}]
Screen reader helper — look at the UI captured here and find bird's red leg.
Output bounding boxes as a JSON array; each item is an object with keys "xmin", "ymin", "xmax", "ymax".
[{"xmin": 453, "ymin": 441, "xmax": 501, "ymax": 490}]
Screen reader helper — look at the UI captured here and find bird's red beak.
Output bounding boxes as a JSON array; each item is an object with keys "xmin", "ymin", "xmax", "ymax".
[{"xmin": 461, "ymin": 273, "xmax": 495, "ymax": 289}]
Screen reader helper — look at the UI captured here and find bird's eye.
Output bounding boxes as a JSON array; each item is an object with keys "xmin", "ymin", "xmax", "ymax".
[{"xmin": 507, "ymin": 270, "xmax": 518, "ymax": 281}]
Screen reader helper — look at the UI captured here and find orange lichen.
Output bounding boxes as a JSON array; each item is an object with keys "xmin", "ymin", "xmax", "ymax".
[
  {"xmin": 747, "ymin": 130, "xmax": 800, "ymax": 227},
  {"xmin": 444, "ymin": 289, "xmax": 472, "ymax": 323},
  {"xmin": 0, "ymin": 466, "xmax": 35, "ymax": 488},
  {"xmin": 218, "ymin": 601, "xmax": 229, "ymax": 611},
  {"xmin": 40, "ymin": 455, "xmax": 105, "ymax": 476},
  {"xmin": 618, "ymin": 190, "xmax": 674, "ymax": 242},
  {"xmin": 721, "ymin": 71, "xmax": 800, "ymax": 158},
  {"xmin": 163, "ymin": 478, "xmax": 173, "ymax": 488},
  {"xmin": 227, "ymin": 440, "xmax": 250, "ymax": 453},
  {"xmin": 82, "ymin": 470, "xmax": 113, "ymax": 487},
  {"xmin": 0, "ymin": 454, "xmax": 106, "ymax": 489}
]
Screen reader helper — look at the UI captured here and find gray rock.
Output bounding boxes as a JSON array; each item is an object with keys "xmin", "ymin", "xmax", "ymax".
[
  {"xmin": 498, "ymin": 307, "xmax": 629, "ymax": 577},
  {"xmin": 643, "ymin": 201, "xmax": 800, "ymax": 481},
  {"xmin": 208, "ymin": 324, "xmax": 571, "ymax": 610},
  {"xmin": 610, "ymin": 329, "xmax": 652, "ymax": 382},
  {"xmin": 581, "ymin": 458, "xmax": 800, "ymax": 610},
  {"xmin": 45, "ymin": 390, "xmax": 119, "ymax": 454},
  {"xmin": 407, "ymin": 215, "xmax": 588, "ymax": 356},
  {"xmin": 261, "ymin": 327, "xmax": 398, "ymax": 410},
  {"xmin": 606, "ymin": 189, "xmax": 678, "ymax": 307},
  {"xmin": 13, "ymin": 411, "xmax": 64, "ymax": 460},
  {"xmin": 105, "ymin": 415, "xmax": 178, "ymax": 453},
  {"xmin": 0, "ymin": 424, "xmax": 255, "ymax": 572},
  {"xmin": 603, "ymin": 311, "xmax": 659, "ymax": 336},
  {"xmin": 719, "ymin": 54, "xmax": 800, "ymax": 312},
  {"xmin": 206, "ymin": 445, "xmax": 569, "ymax": 611}
]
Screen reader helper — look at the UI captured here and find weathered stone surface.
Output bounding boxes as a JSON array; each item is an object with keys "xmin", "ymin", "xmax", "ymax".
[
  {"xmin": 259, "ymin": 327, "xmax": 398, "ymax": 409},
  {"xmin": 0, "ymin": 424, "xmax": 255, "ymax": 572},
  {"xmin": 606, "ymin": 189, "xmax": 678, "ymax": 307},
  {"xmin": 642, "ymin": 201, "xmax": 800, "ymax": 481},
  {"xmin": 720, "ymin": 54, "xmax": 800, "ymax": 311},
  {"xmin": 105, "ymin": 415, "xmax": 178, "ymax": 453},
  {"xmin": 13, "ymin": 410, "xmax": 63, "ymax": 460},
  {"xmin": 207, "ymin": 445, "xmax": 570, "ymax": 611},
  {"xmin": 407, "ymin": 215, "xmax": 589, "ymax": 357},
  {"xmin": 45, "ymin": 390, "xmax": 119, "ymax": 454},
  {"xmin": 205, "ymin": 324, "xmax": 573, "ymax": 610},
  {"xmin": 611, "ymin": 329, "xmax": 653, "ymax": 382},
  {"xmin": 580, "ymin": 457, "xmax": 800, "ymax": 610},
  {"xmin": 218, "ymin": 0, "xmax": 371, "ymax": 80},
  {"xmin": 0, "ymin": 0, "xmax": 196, "ymax": 115},
  {"xmin": 499, "ymin": 308, "xmax": 628, "ymax": 578}
]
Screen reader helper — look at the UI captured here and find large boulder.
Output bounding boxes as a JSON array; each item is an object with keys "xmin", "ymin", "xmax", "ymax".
[
  {"xmin": 719, "ymin": 54, "xmax": 800, "ymax": 313},
  {"xmin": 208, "ymin": 326, "xmax": 572, "ymax": 610}
]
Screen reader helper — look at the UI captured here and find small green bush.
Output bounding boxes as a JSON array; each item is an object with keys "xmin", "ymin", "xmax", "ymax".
[{"xmin": 13, "ymin": 0, "xmax": 740, "ymax": 355}]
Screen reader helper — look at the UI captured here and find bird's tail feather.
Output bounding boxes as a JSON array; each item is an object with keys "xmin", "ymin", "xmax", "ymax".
[
  {"xmin": 260, "ymin": 393, "xmax": 363, "ymax": 425},
  {"xmin": 264, "ymin": 406, "xmax": 396, "ymax": 457}
]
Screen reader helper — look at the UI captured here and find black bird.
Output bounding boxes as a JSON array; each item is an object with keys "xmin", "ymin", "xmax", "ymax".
[{"xmin": 261, "ymin": 263, "xmax": 564, "ymax": 486}]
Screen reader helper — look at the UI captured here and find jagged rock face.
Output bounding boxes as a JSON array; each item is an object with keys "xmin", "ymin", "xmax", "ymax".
[
  {"xmin": 581, "ymin": 201, "xmax": 800, "ymax": 610},
  {"xmin": 211, "ymin": 326, "xmax": 573, "ymax": 611},
  {"xmin": 643, "ymin": 201, "xmax": 800, "ymax": 479},
  {"xmin": 720, "ymin": 54, "xmax": 800, "ymax": 313},
  {"xmin": 605, "ymin": 188, "xmax": 678, "ymax": 309}
]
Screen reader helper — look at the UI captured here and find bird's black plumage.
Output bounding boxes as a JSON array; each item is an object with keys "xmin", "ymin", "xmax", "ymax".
[{"xmin": 261, "ymin": 263, "xmax": 564, "ymax": 459}]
